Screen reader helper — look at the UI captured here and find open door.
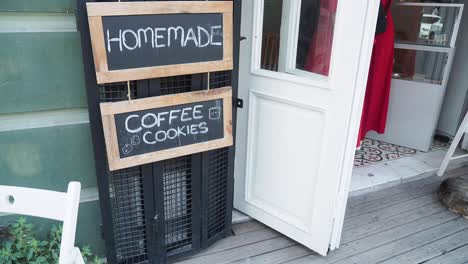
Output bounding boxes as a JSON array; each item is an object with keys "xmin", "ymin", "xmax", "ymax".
[{"xmin": 234, "ymin": 0, "xmax": 380, "ymax": 255}]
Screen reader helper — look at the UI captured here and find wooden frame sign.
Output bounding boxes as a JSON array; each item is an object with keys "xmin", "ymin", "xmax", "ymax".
[
  {"xmin": 86, "ymin": 1, "xmax": 233, "ymax": 84},
  {"xmin": 100, "ymin": 87, "xmax": 233, "ymax": 171}
]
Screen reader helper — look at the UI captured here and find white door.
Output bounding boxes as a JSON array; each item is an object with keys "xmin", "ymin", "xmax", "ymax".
[{"xmin": 234, "ymin": 0, "xmax": 380, "ymax": 256}]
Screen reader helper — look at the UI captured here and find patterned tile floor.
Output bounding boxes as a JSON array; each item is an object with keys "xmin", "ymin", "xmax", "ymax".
[{"xmin": 354, "ymin": 138, "xmax": 450, "ymax": 167}]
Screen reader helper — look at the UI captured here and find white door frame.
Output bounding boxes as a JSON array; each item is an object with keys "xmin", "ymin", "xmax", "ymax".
[{"xmin": 328, "ymin": 1, "xmax": 381, "ymax": 250}]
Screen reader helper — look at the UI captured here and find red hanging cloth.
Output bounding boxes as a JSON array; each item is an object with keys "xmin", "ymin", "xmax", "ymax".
[{"xmin": 357, "ymin": 0, "xmax": 395, "ymax": 147}]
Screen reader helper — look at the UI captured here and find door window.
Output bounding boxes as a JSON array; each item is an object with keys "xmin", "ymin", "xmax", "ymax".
[{"xmin": 259, "ymin": 0, "xmax": 337, "ymax": 77}]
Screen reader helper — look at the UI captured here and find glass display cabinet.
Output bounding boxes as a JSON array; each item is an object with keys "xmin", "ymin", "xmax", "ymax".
[{"xmin": 368, "ymin": 1, "xmax": 464, "ymax": 151}]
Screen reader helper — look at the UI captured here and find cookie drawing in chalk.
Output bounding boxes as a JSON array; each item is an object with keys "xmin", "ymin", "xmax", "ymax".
[
  {"xmin": 122, "ymin": 144, "xmax": 133, "ymax": 155},
  {"xmin": 130, "ymin": 135, "xmax": 141, "ymax": 146},
  {"xmin": 209, "ymin": 106, "xmax": 221, "ymax": 120}
]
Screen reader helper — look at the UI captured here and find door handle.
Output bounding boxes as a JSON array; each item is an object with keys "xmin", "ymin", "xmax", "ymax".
[{"xmin": 240, "ymin": 36, "xmax": 247, "ymax": 41}]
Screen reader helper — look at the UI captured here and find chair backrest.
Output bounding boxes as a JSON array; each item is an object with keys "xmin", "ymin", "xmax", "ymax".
[{"xmin": 0, "ymin": 182, "xmax": 81, "ymax": 264}]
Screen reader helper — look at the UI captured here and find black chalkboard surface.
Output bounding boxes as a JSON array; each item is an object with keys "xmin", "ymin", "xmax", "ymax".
[
  {"xmin": 114, "ymin": 99, "xmax": 224, "ymax": 158},
  {"xmin": 103, "ymin": 13, "xmax": 224, "ymax": 70}
]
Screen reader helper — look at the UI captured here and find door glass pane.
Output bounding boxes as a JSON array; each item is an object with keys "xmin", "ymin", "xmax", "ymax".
[
  {"xmin": 260, "ymin": 0, "xmax": 337, "ymax": 77},
  {"xmin": 392, "ymin": 48, "xmax": 448, "ymax": 85},
  {"xmin": 261, "ymin": 0, "xmax": 283, "ymax": 71},
  {"xmin": 296, "ymin": 0, "xmax": 337, "ymax": 76},
  {"xmin": 393, "ymin": 4, "xmax": 461, "ymax": 47}
]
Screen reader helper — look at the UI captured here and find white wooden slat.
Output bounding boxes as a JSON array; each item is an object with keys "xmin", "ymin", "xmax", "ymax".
[
  {"xmin": 344, "ymin": 193, "xmax": 439, "ymax": 231},
  {"xmin": 379, "ymin": 229, "xmax": 468, "ymax": 264},
  {"xmin": 345, "ymin": 181, "xmax": 440, "ymax": 218},
  {"xmin": 286, "ymin": 210, "xmax": 460, "ymax": 264},
  {"xmin": 177, "ymin": 237, "xmax": 295, "ymax": 264},
  {"xmin": 333, "ymin": 217, "xmax": 468, "ymax": 264},
  {"xmin": 341, "ymin": 202, "xmax": 445, "ymax": 243},
  {"xmin": 423, "ymin": 243, "xmax": 468, "ymax": 264},
  {"xmin": 0, "ymin": 185, "xmax": 67, "ymax": 221}
]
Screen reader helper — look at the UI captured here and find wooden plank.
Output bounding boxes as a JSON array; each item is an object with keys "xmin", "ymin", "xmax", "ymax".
[
  {"xmin": 177, "ymin": 236, "xmax": 295, "ymax": 264},
  {"xmin": 87, "ymin": 16, "xmax": 108, "ymax": 73},
  {"xmin": 347, "ymin": 165, "xmax": 467, "ymax": 208},
  {"xmin": 288, "ymin": 210, "xmax": 460, "ymax": 264},
  {"xmin": 86, "ymin": 1, "xmax": 233, "ymax": 17},
  {"xmin": 341, "ymin": 202, "xmax": 445, "ymax": 243},
  {"xmin": 189, "ymin": 228, "xmax": 281, "ymax": 258},
  {"xmin": 0, "ymin": 33, "xmax": 87, "ymax": 114},
  {"xmin": 347, "ymin": 176, "xmax": 440, "ymax": 208},
  {"xmin": 232, "ymin": 221, "xmax": 266, "ymax": 235},
  {"xmin": 0, "ymin": 0, "xmax": 75, "ymax": 12},
  {"xmin": 345, "ymin": 180, "xmax": 440, "ymax": 218},
  {"xmin": 100, "ymin": 87, "xmax": 232, "ymax": 115},
  {"xmin": 423, "ymin": 243, "xmax": 468, "ymax": 264},
  {"xmin": 379, "ymin": 229, "xmax": 468, "ymax": 264},
  {"xmin": 96, "ymin": 60, "xmax": 234, "ymax": 84},
  {"xmin": 230, "ymin": 245, "xmax": 311, "ymax": 264},
  {"xmin": 344, "ymin": 193, "xmax": 439, "ymax": 231},
  {"xmin": 223, "ymin": 12, "xmax": 233, "ymax": 61},
  {"xmin": 334, "ymin": 217, "xmax": 468, "ymax": 264}
]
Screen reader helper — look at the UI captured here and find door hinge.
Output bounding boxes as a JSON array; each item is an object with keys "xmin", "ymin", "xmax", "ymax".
[
  {"xmin": 153, "ymin": 214, "xmax": 159, "ymax": 230},
  {"xmin": 236, "ymin": 98, "xmax": 244, "ymax": 108},
  {"xmin": 99, "ymin": 224, "xmax": 104, "ymax": 239}
]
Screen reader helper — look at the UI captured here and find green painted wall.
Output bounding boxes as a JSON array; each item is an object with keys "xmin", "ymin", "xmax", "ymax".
[
  {"xmin": 0, "ymin": 33, "xmax": 87, "ymax": 114},
  {"xmin": 0, "ymin": 0, "xmax": 105, "ymax": 256},
  {"xmin": 0, "ymin": 124, "xmax": 97, "ymax": 190},
  {"xmin": 0, "ymin": 0, "xmax": 75, "ymax": 13}
]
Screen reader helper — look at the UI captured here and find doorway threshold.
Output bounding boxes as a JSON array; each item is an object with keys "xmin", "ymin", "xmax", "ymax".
[{"xmin": 350, "ymin": 148, "xmax": 468, "ymax": 197}]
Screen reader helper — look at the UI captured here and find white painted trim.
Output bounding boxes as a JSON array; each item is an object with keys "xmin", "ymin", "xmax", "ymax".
[
  {"xmin": 395, "ymin": 2, "xmax": 464, "ymax": 8},
  {"xmin": 0, "ymin": 109, "xmax": 89, "ymax": 132},
  {"xmin": 329, "ymin": 0, "xmax": 381, "ymax": 250},
  {"xmin": 0, "ymin": 12, "xmax": 76, "ymax": 33},
  {"xmin": 394, "ymin": 43, "xmax": 451, "ymax": 53},
  {"xmin": 0, "ymin": 187, "xmax": 99, "ymax": 217}
]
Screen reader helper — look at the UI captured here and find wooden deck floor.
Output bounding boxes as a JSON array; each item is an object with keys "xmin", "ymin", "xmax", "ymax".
[{"xmin": 174, "ymin": 169, "xmax": 468, "ymax": 264}]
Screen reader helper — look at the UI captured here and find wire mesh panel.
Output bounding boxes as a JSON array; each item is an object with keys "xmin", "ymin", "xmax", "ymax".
[
  {"xmin": 160, "ymin": 75, "xmax": 192, "ymax": 95},
  {"xmin": 209, "ymin": 70, "xmax": 232, "ymax": 89},
  {"xmin": 108, "ymin": 168, "xmax": 149, "ymax": 263},
  {"xmin": 162, "ymin": 156, "xmax": 194, "ymax": 255},
  {"xmin": 206, "ymin": 148, "xmax": 229, "ymax": 239},
  {"xmin": 99, "ymin": 82, "xmax": 150, "ymax": 264}
]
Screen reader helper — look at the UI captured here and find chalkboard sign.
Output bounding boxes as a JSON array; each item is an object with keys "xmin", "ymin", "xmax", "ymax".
[
  {"xmin": 100, "ymin": 87, "xmax": 233, "ymax": 171},
  {"xmin": 86, "ymin": 1, "xmax": 233, "ymax": 84}
]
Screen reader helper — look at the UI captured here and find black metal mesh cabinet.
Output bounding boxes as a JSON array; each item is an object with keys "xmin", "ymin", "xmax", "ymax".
[{"xmin": 76, "ymin": 1, "xmax": 241, "ymax": 263}]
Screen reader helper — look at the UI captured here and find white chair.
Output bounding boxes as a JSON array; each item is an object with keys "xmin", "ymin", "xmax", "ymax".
[
  {"xmin": 438, "ymin": 112, "xmax": 468, "ymax": 176},
  {"xmin": 0, "ymin": 182, "xmax": 85, "ymax": 264}
]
